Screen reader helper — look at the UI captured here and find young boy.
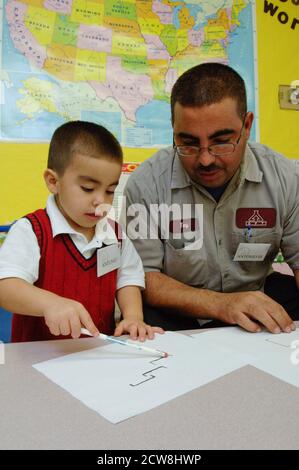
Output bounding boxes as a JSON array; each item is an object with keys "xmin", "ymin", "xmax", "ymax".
[{"xmin": 0, "ymin": 121, "xmax": 163, "ymax": 342}]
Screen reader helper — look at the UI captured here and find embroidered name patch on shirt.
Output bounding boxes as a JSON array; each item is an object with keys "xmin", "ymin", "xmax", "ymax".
[{"xmin": 235, "ymin": 208, "xmax": 276, "ymax": 229}]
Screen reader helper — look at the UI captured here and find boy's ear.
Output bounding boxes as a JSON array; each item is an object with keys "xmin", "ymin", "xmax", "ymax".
[{"xmin": 44, "ymin": 169, "xmax": 59, "ymax": 194}]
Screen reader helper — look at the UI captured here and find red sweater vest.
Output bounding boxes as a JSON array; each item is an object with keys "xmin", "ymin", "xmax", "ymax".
[{"xmin": 11, "ymin": 209, "xmax": 121, "ymax": 342}]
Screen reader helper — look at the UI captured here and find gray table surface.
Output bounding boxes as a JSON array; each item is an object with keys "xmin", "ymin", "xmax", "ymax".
[{"xmin": 1, "ymin": 325, "xmax": 299, "ymax": 450}]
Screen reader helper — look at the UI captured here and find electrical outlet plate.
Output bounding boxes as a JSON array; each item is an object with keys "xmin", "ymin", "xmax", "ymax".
[{"xmin": 278, "ymin": 85, "xmax": 299, "ymax": 110}]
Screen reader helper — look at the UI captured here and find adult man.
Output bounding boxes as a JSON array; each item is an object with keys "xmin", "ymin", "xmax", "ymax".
[{"xmin": 124, "ymin": 63, "xmax": 299, "ymax": 333}]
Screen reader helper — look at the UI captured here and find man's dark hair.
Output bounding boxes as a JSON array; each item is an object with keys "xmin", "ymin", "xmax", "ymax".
[
  {"xmin": 171, "ymin": 62, "xmax": 247, "ymax": 123},
  {"xmin": 48, "ymin": 121, "xmax": 123, "ymax": 175}
]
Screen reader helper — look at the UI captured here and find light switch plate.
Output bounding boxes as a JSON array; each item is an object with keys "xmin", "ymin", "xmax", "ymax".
[{"xmin": 279, "ymin": 85, "xmax": 299, "ymax": 110}]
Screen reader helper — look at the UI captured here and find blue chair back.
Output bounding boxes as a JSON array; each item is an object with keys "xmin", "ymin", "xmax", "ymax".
[
  {"xmin": 0, "ymin": 226, "xmax": 13, "ymax": 342},
  {"xmin": 0, "ymin": 308, "xmax": 12, "ymax": 343}
]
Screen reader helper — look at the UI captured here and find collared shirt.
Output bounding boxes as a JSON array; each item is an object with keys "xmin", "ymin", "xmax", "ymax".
[
  {"xmin": 0, "ymin": 195, "xmax": 145, "ymax": 290},
  {"xmin": 124, "ymin": 143, "xmax": 299, "ymax": 293}
]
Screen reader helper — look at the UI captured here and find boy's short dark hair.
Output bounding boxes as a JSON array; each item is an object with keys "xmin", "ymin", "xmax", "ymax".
[
  {"xmin": 48, "ymin": 121, "xmax": 123, "ymax": 175},
  {"xmin": 171, "ymin": 62, "xmax": 247, "ymax": 123}
]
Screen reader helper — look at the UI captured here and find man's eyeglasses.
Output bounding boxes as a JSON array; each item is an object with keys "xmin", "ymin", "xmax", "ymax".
[{"xmin": 174, "ymin": 113, "xmax": 247, "ymax": 158}]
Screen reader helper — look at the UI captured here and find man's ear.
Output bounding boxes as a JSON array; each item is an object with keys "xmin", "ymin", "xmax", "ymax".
[
  {"xmin": 44, "ymin": 169, "xmax": 59, "ymax": 194},
  {"xmin": 244, "ymin": 112, "xmax": 254, "ymax": 140}
]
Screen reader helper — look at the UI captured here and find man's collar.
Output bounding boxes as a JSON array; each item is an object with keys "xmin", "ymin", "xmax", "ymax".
[
  {"xmin": 241, "ymin": 144, "xmax": 263, "ymax": 183},
  {"xmin": 171, "ymin": 152, "xmax": 191, "ymax": 189}
]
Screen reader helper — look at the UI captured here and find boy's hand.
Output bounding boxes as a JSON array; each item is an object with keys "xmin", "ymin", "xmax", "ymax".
[
  {"xmin": 43, "ymin": 297, "xmax": 99, "ymax": 339},
  {"xmin": 114, "ymin": 319, "xmax": 164, "ymax": 342}
]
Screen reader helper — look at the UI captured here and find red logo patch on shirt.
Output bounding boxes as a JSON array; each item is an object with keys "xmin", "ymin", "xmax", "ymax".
[
  {"xmin": 235, "ymin": 208, "xmax": 276, "ymax": 228},
  {"xmin": 169, "ymin": 218, "xmax": 199, "ymax": 233}
]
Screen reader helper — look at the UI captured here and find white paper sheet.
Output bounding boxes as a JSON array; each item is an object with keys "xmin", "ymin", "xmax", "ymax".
[
  {"xmin": 191, "ymin": 327, "xmax": 299, "ymax": 388},
  {"xmin": 33, "ymin": 331, "xmax": 248, "ymax": 423}
]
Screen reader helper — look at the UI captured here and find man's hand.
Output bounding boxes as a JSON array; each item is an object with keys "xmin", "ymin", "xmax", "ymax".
[
  {"xmin": 218, "ymin": 291, "xmax": 296, "ymax": 333},
  {"xmin": 43, "ymin": 297, "xmax": 99, "ymax": 339}
]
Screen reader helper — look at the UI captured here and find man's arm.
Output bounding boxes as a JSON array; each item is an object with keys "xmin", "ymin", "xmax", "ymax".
[
  {"xmin": 144, "ymin": 272, "xmax": 221, "ymax": 319},
  {"xmin": 144, "ymin": 271, "xmax": 296, "ymax": 334}
]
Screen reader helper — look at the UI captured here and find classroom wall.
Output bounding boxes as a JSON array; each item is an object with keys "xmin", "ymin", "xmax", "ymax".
[
  {"xmin": 1, "ymin": 1, "xmax": 298, "ymax": 225},
  {"xmin": 0, "ymin": 143, "xmax": 153, "ymax": 225},
  {"xmin": 256, "ymin": 0, "xmax": 299, "ymax": 159}
]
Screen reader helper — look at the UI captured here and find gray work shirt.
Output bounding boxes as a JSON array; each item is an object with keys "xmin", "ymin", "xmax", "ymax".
[{"xmin": 124, "ymin": 143, "xmax": 299, "ymax": 293}]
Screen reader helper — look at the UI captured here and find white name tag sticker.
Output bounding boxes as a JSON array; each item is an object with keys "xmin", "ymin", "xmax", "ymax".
[
  {"xmin": 97, "ymin": 244, "xmax": 121, "ymax": 277},
  {"xmin": 233, "ymin": 243, "xmax": 271, "ymax": 262}
]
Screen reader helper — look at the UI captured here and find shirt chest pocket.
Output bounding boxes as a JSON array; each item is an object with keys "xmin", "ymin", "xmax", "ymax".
[{"xmin": 163, "ymin": 239, "xmax": 208, "ymax": 287}]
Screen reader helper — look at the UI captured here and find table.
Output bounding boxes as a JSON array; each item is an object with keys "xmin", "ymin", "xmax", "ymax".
[{"xmin": 1, "ymin": 325, "xmax": 299, "ymax": 450}]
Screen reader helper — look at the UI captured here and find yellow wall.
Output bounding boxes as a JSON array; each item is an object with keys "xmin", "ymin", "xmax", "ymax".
[
  {"xmin": 1, "ymin": 1, "xmax": 298, "ymax": 224},
  {"xmin": 256, "ymin": 0, "xmax": 299, "ymax": 159},
  {"xmin": 1, "ymin": 143, "xmax": 48, "ymax": 224},
  {"xmin": 0, "ymin": 144, "xmax": 154, "ymax": 224}
]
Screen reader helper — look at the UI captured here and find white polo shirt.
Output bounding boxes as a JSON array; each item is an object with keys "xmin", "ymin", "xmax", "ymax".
[{"xmin": 0, "ymin": 195, "xmax": 145, "ymax": 290}]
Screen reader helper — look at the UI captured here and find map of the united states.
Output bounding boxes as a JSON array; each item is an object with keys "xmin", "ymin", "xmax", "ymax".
[{"xmin": 2, "ymin": 0, "xmax": 255, "ymax": 145}]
